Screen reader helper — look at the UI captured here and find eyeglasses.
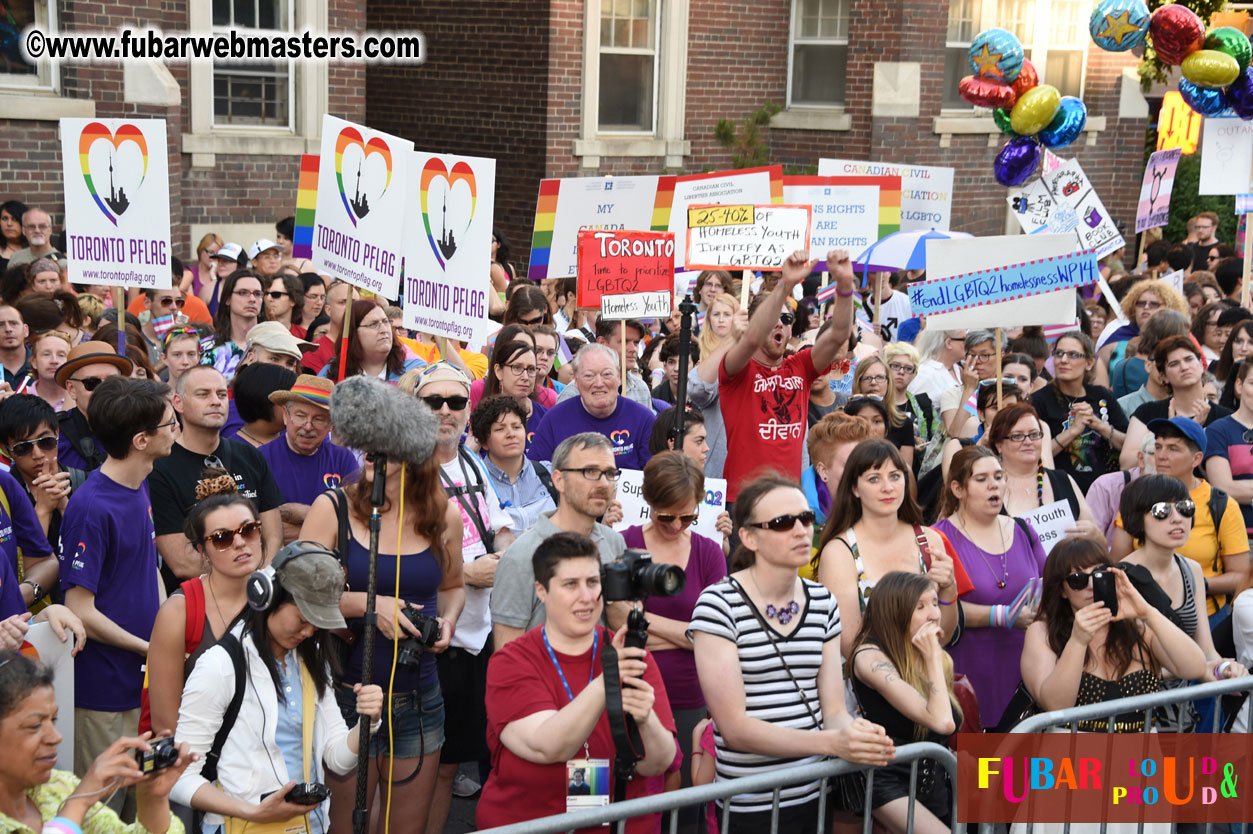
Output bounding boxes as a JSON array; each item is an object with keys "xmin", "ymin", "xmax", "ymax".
[
  {"xmin": 1064, "ymin": 567, "xmax": 1110, "ymax": 591},
  {"xmin": 23, "ymin": 222, "xmax": 50, "ymax": 231},
  {"xmin": 421, "ymin": 395, "xmax": 469, "ymax": 412},
  {"xmin": 559, "ymin": 466, "xmax": 621, "ymax": 482},
  {"xmin": 1149, "ymin": 499, "xmax": 1196, "ymax": 520},
  {"xmin": 266, "ymin": 291, "xmax": 289, "ymax": 300},
  {"xmin": 358, "ymin": 319, "xmax": 390, "ymax": 332},
  {"xmin": 285, "ymin": 407, "xmax": 330, "ymax": 429},
  {"xmin": 535, "ymin": 349, "xmax": 557, "ymax": 360},
  {"xmin": 745, "ymin": 510, "xmax": 816, "ymax": 531},
  {"xmin": 860, "ymin": 374, "xmax": 887, "ymax": 385},
  {"xmin": 203, "ymin": 520, "xmax": 263, "ymax": 551},
  {"xmin": 887, "ymin": 363, "xmax": 916, "ymax": 375},
  {"xmin": 153, "ymin": 419, "xmax": 179, "ymax": 431},
  {"xmin": 654, "ymin": 511, "xmax": 699, "ymax": 527},
  {"xmin": 966, "ymin": 351, "xmax": 995, "ymax": 362},
  {"xmin": 8, "ymin": 435, "xmax": 57, "ymax": 457},
  {"xmin": 69, "ymin": 376, "xmax": 111, "ymax": 391},
  {"xmin": 234, "ymin": 289, "xmax": 263, "ymax": 299},
  {"xmin": 1007, "ymin": 430, "xmax": 1044, "ymax": 444},
  {"xmin": 1135, "ymin": 299, "xmax": 1162, "ymax": 311},
  {"xmin": 504, "ymin": 363, "xmax": 538, "ymax": 377},
  {"xmin": 1053, "ymin": 349, "xmax": 1088, "ymax": 361},
  {"xmin": 158, "ymin": 297, "xmax": 186, "ymax": 308},
  {"xmin": 518, "ymin": 315, "xmax": 545, "ymax": 326},
  {"xmin": 779, "ymin": 312, "xmax": 796, "ymax": 326},
  {"xmin": 578, "ymin": 370, "xmax": 619, "ymax": 383}
]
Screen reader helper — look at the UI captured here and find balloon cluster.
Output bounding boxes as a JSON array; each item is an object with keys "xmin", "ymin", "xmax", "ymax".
[
  {"xmin": 1088, "ymin": 0, "xmax": 1253, "ymax": 119},
  {"xmin": 959, "ymin": 28, "xmax": 1089, "ymax": 187}
]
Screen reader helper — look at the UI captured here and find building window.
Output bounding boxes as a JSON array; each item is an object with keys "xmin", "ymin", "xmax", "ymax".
[
  {"xmin": 1047, "ymin": 0, "xmax": 1087, "ymax": 98},
  {"xmin": 598, "ymin": 0, "xmax": 658, "ymax": 132},
  {"xmin": 788, "ymin": 0, "xmax": 848, "ymax": 107},
  {"xmin": 212, "ymin": 0, "xmax": 292, "ymax": 127},
  {"xmin": 1, "ymin": 0, "xmax": 55, "ymax": 89},
  {"xmin": 942, "ymin": 0, "xmax": 981, "ymax": 109}
]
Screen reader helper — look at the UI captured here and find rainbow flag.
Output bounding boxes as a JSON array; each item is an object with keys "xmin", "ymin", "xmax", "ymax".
[
  {"xmin": 293, "ymin": 154, "xmax": 319, "ymax": 260},
  {"xmin": 528, "ymin": 179, "xmax": 561, "ymax": 281}
]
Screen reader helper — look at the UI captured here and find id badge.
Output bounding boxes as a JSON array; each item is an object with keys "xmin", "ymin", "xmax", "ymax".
[{"xmin": 566, "ymin": 757, "xmax": 610, "ymax": 818}]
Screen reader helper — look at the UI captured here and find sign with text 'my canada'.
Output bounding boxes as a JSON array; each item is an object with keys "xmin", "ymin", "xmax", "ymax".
[{"xmin": 576, "ymin": 229, "xmax": 675, "ymax": 309}]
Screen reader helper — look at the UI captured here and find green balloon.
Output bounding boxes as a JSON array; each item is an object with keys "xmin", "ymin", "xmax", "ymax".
[
  {"xmin": 993, "ymin": 108, "xmax": 1018, "ymax": 136},
  {"xmin": 1204, "ymin": 26, "xmax": 1252, "ymax": 73}
]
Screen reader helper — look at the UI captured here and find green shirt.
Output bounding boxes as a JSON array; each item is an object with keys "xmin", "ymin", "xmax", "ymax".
[{"xmin": 0, "ymin": 770, "xmax": 184, "ymax": 834}]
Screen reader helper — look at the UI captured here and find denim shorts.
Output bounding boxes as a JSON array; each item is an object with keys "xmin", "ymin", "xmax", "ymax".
[{"xmin": 336, "ymin": 681, "xmax": 445, "ymax": 758}]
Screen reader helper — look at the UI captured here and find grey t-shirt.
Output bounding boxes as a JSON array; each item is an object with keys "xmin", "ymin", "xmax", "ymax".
[{"xmin": 490, "ymin": 510, "xmax": 627, "ymax": 631}]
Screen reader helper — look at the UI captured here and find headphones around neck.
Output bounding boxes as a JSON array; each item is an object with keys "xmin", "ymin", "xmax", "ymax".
[{"xmin": 245, "ymin": 539, "xmax": 341, "ymax": 612}]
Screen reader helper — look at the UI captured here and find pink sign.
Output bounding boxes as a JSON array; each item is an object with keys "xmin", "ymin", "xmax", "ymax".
[{"xmin": 1135, "ymin": 148, "xmax": 1181, "ymax": 234}]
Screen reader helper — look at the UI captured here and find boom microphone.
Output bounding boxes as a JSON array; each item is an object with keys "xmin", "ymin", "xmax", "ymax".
[{"xmin": 329, "ymin": 375, "xmax": 438, "ymax": 464}]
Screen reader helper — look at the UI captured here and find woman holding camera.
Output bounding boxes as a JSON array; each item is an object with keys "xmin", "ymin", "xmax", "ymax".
[
  {"xmin": 300, "ymin": 450, "xmax": 464, "ymax": 833},
  {"xmin": 691, "ymin": 474, "xmax": 895, "ymax": 834},
  {"xmin": 0, "ymin": 650, "xmax": 193, "ymax": 833},
  {"xmin": 171, "ymin": 544, "xmax": 385, "ymax": 833}
]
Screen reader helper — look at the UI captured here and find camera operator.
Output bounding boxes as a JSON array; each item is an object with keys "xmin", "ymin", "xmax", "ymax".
[
  {"xmin": 477, "ymin": 532, "xmax": 677, "ymax": 833},
  {"xmin": 0, "ymin": 649, "xmax": 193, "ymax": 834},
  {"xmin": 171, "ymin": 544, "xmax": 385, "ymax": 833}
]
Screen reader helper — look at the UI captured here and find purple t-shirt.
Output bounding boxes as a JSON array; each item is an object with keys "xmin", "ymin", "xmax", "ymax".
[
  {"xmin": 622, "ymin": 525, "xmax": 727, "ymax": 710},
  {"xmin": 221, "ymin": 398, "xmax": 244, "ymax": 439},
  {"xmin": 526, "ymin": 396, "xmax": 656, "ymax": 470},
  {"xmin": 58, "ymin": 470, "xmax": 161, "ymax": 712},
  {"xmin": 258, "ymin": 434, "xmax": 360, "ymax": 506},
  {"xmin": 0, "ymin": 469, "xmax": 54, "ymax": 619}
]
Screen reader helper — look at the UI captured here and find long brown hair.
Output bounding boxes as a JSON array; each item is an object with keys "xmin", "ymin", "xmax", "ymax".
[
  {"xmin": 346, "ymin": 454, "xmax": 453, "ymax": 577},
  {"xmin": 329, "ymin": 300, "xmax": 406, "ymax": 381},
  {"xmin": 816, "ymin": 439, "xmax": 922, "ymax": 555},
  {"xmin": 1040, "ymin": 538, "xmax": 1157, "ymax": 680},
  {"xmin": 1045, "ymin": 331, "xmax": 1096, "ymax": 405},
  {"xmin": 937, "ymin": 445, "xmax": 999, "ymax": 519}
]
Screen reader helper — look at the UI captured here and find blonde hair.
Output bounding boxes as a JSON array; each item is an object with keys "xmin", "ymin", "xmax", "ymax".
[
  {"xmin": 883, "ymin": 341, "xmax": 920, "ymax": 368},
  {"xmin": 196, "ymin": 233, "xmax": 225, "ymax": 257},
  {"xmin": 697, "ymin": 293, "xmax": 739, "ymax": 361},
  {"xmin": 852, "ymin": 355, "xmax": 905, "ymax": 427},
  {"xmin": 1120, "ymin": 279, "xmax": 1187, "ymax": 323}
]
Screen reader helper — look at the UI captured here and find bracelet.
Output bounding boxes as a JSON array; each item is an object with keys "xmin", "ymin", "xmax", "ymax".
[
  {"xmin": 1216, "ymin": 660, "xmax": 1233, "ymax": 679},
  {"xmin": 43, "ymin": 818, "xmax": 83, "ymax": 834},
  {"xmin": 835, "ymin": 287, "xmax": 856, "ymax": 297},
  {"xmin": 990, "ymin": 605, "xmax": 1014, "ymax": 629},
  {"xmin": 938, "ymin": 596, "xmax": 956, "ymax": 606},
  {"xmin": 370, "ymin": 717, "xmax": 383, "ymax": 733}
]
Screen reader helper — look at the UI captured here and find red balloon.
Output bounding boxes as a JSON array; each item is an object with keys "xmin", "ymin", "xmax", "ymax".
[
  {"xmin": 1149, "ymin": 4, "xmax": 1205, "ymax": 66},
  {"xmin": 1011, "ymin": 59, "xmax": 1039, "ymax": 97},
  {"xmin": 959, "ymin": 75, "xmax": 1017, "ymax": 109}
]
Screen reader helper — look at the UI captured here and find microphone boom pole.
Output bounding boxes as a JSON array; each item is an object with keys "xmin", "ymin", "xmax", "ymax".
[
  {"xmin": 353, "ymin": 452, "xmax": 388, "ymax": 834},
  {"xmin": 671, "ymin": 294, "xmax": 697, "ymax": 445}
]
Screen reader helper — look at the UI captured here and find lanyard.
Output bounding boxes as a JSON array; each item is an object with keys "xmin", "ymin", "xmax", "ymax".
[{"xmin": 542, "ymin": 626, "xmax": 599, "ymax": 702}]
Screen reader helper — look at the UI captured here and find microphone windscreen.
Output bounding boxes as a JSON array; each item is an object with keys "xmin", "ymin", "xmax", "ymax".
[{"xmin": 329, "ymin": 375, "xmax": 437, "ymax": 464}]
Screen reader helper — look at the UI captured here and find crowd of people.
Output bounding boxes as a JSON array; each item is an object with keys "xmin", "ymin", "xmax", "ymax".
[{"xmin": 0, "ymin": 198, "xmax": 1251, "ymax": 834}]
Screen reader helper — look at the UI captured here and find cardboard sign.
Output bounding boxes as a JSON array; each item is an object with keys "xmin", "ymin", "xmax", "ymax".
[
  {"xmin": 60, "ymin": 118, "xmax": 172, "ymax": 289},
  {"xmin": 684, "ymin": 204, "xmax": 811, "ymax": 270},
  {"xmin": 601, "ymin": 291, "xmax": 671, "ymax": 321},
  {"xmin": 312, "ymin": 115, "xmax": 413, "ymax": 298},
  {"xmin": 782, "ymin": 176, "xmax": 884, "ymax": 270},
  {"xmin": 1135, "ymin": 148, "xmax": 1181, "ymax": 234},
  {"xmin": 402, "ymin": 151, "xmax": 496, "ymax": 345},
  {"xmin": 529, "ymin": 175, "xmax": 663, "ymax": 280},
  {"xmin": 818, "ymin": 158, "xmax": 954, "ymax": 230},
  {"xmin": 1040, "ymin": 159, "xmax": 1125, "ymax": 259},
  {"xmin": 921, "ymin": 234, "xmax": 1081, "ymax": 330},
  {"xmin": 576, "ymin": 229, "xmax": 675, "ymax": 308},
  {"xmin": 908, "ymin": 247, "xmax": 1097, "ymax": 317},
  {"xmin": 20, "ymin": 624, "xmax": 75, "ymax": 769},
  {"xmin": 1022, "ymin": 499, "xmax": 1076, "ymax": 555},
  {"xmin": 1199, "ymin": 116, "xmax": 1253, "ymax": 196},
  {"xmin": 611, "ymin": 469, "xmax": 728, "ymax": 542},
  {"xmin": 664, "ymin": 166, "xmax": 780, "ymax": 269}
]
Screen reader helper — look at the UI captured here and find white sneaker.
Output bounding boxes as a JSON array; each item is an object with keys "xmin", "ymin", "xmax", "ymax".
[{"xmin": 452, "ymin": 771, "xmax": 481, "ymax": 798}]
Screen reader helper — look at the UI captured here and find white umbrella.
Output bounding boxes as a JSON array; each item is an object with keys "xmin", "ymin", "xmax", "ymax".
[{"xmin": 854, "ymin": 228, "xmax": 973, "ymax": 272}]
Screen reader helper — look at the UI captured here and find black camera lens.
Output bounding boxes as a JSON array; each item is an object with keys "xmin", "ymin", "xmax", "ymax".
[
  {"xmin": 601, "ymin": 550, "xmax": 685, "ymax": 602},
  {"xmin": 636, "ymin": 561, "xmax": 685, "ymax": 596}
]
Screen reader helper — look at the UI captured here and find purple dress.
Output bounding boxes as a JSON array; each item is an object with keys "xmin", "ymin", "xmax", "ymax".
[{"xmin": 932, "ymin": 517, "xmax": 1047, "ymax": 724}]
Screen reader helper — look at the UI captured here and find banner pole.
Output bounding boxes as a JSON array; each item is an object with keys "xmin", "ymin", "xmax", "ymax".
[
  {"xmin": 620, "ymin": 319, "xmax": 628, "ymax": 394},
  {"xmin": 995, "ymin": 327, "xmax": 1003, "ymax": 410},
  {"xmin": 337, "ymin": 294, "xmax": 353, "ymax": 381},
  {"xmin": 112, "ymin": 287, "xmax": 125, "ymax": 357}
]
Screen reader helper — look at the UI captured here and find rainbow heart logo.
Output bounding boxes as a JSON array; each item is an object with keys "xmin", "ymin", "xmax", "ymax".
[
  {"xmin": 335, "ymin": 127, "xmax": 392, "ymax": 227},
  {"xmin": 609, "ymin": 430, "xmax": 630, "ymax": 446},
  {"xmin": 419, "ymin": 158, "xmax": 477, "ymax": 270},
  {"xmin": 78, "ymin": 122, "xmax": 148, "ymax": 226}
]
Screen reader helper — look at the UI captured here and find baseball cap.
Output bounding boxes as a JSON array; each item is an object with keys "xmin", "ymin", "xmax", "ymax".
[
  {"xmin": 414, "ymin": 360, "xmax": 471, "ymax": 395},
  {"xmin": 249, "ymin": 239, "xmax": 282, "ymax": 260},
  {"xmin": 245, "ymin": 321, "xmax": 315, "ymax": 360},
  {"xmin": 276, "ymin": 547, "xmax": 347, "ymax": 630},
  {"xmin": 212, "ymin": 242, "xmax": 244, "ymax": 262},
  {"xmin": 1147, "ymin": 416, "xmax": 1207, "ymax": 456}
]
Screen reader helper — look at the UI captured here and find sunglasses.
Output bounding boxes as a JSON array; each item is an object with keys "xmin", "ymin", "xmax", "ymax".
[
  {"xmin": 69, "ymin": 376, "xmax": 111, "ymax": 391},
  {"xmin": 158, "ymin": 297, "xmax": 186, "ymax": 308},
  {"xmin": 746, "ymin": 510, "xmax": 816, "ymax": 531},
  {"xmin": 1149, "ymin": 499, "xmax": 1196, "ymax": 520},
  {"xmin": 1064, "ymin": 567, "xmax": 1110, "ymax": 591},
  {"xmin": 8, "ymin": 434, "xmax": 57, "ymax": 457},
  {"xmin": 779, "ymin": 312, "xmax": 796, "ymax": 326},
  {"xmin": 655, "ymin": 511, "xmax": 699, "ymax": 527},
  {"xmin": 266, "ymin": 291, "xmax": 289, "ymax": 300},
  {"xmin": 518, "ymin": 315, "xmax": 545, "ymax": 326},
  {"xmin": 203, "ymin": 520, "xmax": 263, "ymax": 551},
  {"xmin": 422, "ymin": 395, "xmax": 469, "ymax": 412}
]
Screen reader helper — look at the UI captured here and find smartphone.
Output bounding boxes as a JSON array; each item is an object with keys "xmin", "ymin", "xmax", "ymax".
[{"xmin": 1092, "ymin": 571, "xmax": 1118, "ymax": 617}]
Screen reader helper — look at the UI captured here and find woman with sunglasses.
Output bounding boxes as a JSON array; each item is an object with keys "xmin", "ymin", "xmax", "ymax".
[
  {"xmin": 933, "ymin": 446, "xmax": 1047, "ymax": 724},
  {"xmin": 691, "ymin": 474, "xmax": 895, "ymax": 834},
  {"xmin": 1028, "ymin": 331, "xmax": 1126, "ymax": 494},
  {"xmin": 321, "ymin": 300, "xmax": 424, "ymax": 384},
  {"xmin": 851, "ymin": 356, "xmax": 915, "ymax": 467},
  {"xmin": 620, "ymin": 452, "xmax": 727, "ymax": 804},
  {"xmin": 263, "ymin": 274, "xmax": 305, "ymax": 337},
  {"xmin": 814, "ymin": 440, "xmax": 964, "ymax": 659},
  {"xmin": 480, "ymin": 338, "xmax": 547, "ymax": 434},
  {"xmin": 501, "ymin": 285, "xmax": 551, "ymax": 329},
  {"xmin": 1094, "ymin": 278, "xmax": 1187, "ymax": 388}
]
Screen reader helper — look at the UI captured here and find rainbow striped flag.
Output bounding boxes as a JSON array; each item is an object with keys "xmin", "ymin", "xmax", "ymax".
[{"xmin": 293, "ymin": 154, "xmax": 318, "ymax": 260}]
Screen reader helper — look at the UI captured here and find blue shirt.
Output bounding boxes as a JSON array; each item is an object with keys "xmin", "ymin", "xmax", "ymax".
[
  {"xmin": 481, "ymin": 455, "xmax": 556, "ymax": 536},
  {"xmin": 274, "ymin": 652, "xmax": 324, "ymax": 834},
  {"xmin": 316, "ymin": 355, "xmax": 426, "ymax": 382}
]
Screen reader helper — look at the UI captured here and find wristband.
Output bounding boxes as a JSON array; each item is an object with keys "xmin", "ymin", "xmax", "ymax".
[
  {"xmin": 938, "ymin": 596, "xmax": 956, "ymax": 606},
  {"xmin": 43, "ymin": 819, "xmax": 83, "ymax": 834},
  {"xmin": 370, "ymin": 717, "xmax": 383, "ymax": 733},
  {"xmin": 1216, "ymin": 660, "xmax": 1233, "ymax": 679},
  {"xmin": 835, "ymin": 287, "xmax": 856, "ymax": 297}
]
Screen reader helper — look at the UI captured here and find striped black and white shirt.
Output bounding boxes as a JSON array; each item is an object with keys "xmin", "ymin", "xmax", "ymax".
[{"xmin": 688, "ymin": 577, "xmax": 841, "ymax": 814}]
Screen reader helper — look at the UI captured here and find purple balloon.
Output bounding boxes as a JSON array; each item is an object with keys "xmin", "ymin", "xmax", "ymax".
[
  {"xmin": 1227, "ymin": 66, "xmax": 1253, "ymax": 119},
  {"xmin": 994, "ymin": 136, "xmax": 1042, "ymax": 187}
]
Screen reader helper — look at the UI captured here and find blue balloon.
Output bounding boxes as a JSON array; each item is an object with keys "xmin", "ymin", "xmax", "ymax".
[
  {"xmin": 969, "ymin": 28, "xmax": 1024, "ymax": 84},
  {"xmin": 1179, "ymin": 78, "xmax": 1228, "ymax": 116},
  {"xmin": 1226, "ymin": 67, "xmax": 1253, "ymax": 120},
  {"xmin": 1037, "ymin": 97, "xmax": 1088, "ymax": 149},
  {"xmin": 994, "ymin": 136, "xmax": 1041, "ymax": 187},
  {"xmin": 1089, "ymin": 0, "xmax": 1149, "ymax": 52}
]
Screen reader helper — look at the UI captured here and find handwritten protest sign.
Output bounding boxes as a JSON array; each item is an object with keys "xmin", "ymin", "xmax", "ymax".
[
  {"xmin": 313, "ymin": 115, "xmax": 412, "ymax": 298},
  {"xmin": 817, "ymin": 158, "xmax": 954, "ymax": 230},
  {"xmin": 576, "ymin": 229, "xmax": 674, "ymax": 309},
  {"xmin": 529, "ymin": 175, "xmax": 663, "ymax": 280},
  {"xmin": 60, "ymin": 118, "xmax": 171, "ymax": 289},
  {"xmin": 684, "ymin": 204, "xmax": 811, "ymax": 270},
  {"xmin": 664, "ymin": 166, "xmax": 780, "ymax": 269},
  {"xmin": 22, "ymin": 624, "xmax": 74, "ymax": 768},
  {"xmin": 612, "ymin": 470, "xmax": 727, "ymax": 542},
  {"xmin": 908, "ymin": 247, "xmax": 1097, "ymax": 317},
  {"xmin": 402, "ymin": 151, "xmax": 496, "ymax": 345},
  {"xmin": 1008, "ymin": 160, "xmax": 1124, "ymax": 259},
  {"xmin": 1135, "ymin": 148, "xmax": 1181, "ymax": 234},
  {"xmin": 601, "ymin": 292, "xmax": 671, "ymax": 321},
  {"xmin": 1199, "ymin": 116, "xmax": 1253, "ymax": 196},
  {"xmin": 1022, "ymin": 499, "xmax": 1076, "ymax": 555}
]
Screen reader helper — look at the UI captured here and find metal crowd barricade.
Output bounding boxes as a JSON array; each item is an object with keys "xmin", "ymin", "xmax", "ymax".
[{"xmin": 475, "ymin": 741, "xmax": 958, "ymax": 834}]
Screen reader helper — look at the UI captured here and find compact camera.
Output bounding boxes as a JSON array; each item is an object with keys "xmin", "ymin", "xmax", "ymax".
[
  {"xmin": 285, "ymin": 782, "xmax": 331, "ymax": 805},
  {"xmin": 135, "ymin": 736, "xmax": 179, "ymax": 774},
  {"xmin": 396, "ymin": 606, "xmax": 441, "ymax": 671},
  {"xmin": 601, "ymin": 550, "xmax": 685, "ymax": 603}
]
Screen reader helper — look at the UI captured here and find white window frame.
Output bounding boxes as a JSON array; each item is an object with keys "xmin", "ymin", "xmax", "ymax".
[
  {"xmin": 183, "ymin": 0, "xmax": 327, "ymax": 167},
  {"xmin": 575, "ymin": 0, "xmax": 690, "ymax": 168},
  {"xmin": 0, "ymin": 0, "xmax": 95, "ymax": 119},
  {"xmin": 0, "ymin": 0, "xmax": 56, "ymax": 91},
  {"xmin": 785, "ymin": 0, "xmax": 849, "ymax": 109},
  {"xmin": 210, "ymin": 0, "xmax": 295, "ymax": 130},
  {"xmin": 596, "ymin": 0, "xmax": 660, "ymax": 135}
]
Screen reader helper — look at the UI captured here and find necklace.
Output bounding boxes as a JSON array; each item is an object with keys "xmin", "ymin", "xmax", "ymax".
[
  {"xmin": 957, "ymin": 511, "xmax": 1010, "ymax": 589},
  {"xmin": 1036, "ymin": 465, "xmax": 1044, "ymax": 507},
  {"xmin": 236, "ymin": 428, "xmax": 261, "ymax": 446},
  {"xmin": 748, "ymin": 567, "xmax": 800, "ymax": 625},
  {"xmin": 205, "ymin": 572, "xmax": 229, "ymax": 636}
]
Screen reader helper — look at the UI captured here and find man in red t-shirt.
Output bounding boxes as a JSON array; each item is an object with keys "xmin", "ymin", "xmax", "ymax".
[{"xmin": 720, "ymin": 248, "xmax": 856, "ymax": 502}]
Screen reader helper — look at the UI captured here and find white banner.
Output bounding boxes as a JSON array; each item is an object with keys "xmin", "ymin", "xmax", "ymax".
[
  {"xmin": 402, "ymin": 151, "xmax": 496, "ymax": 345},
  {"xmin": 529, "ymin": 175, "xmax": 661, "ymax": 280},
  {"xmin": 782, "ymin": 180, "xmax": 880, "ymax": 260},
  {"xmin": 612, "ymin": 470, "xmax": 728, "ymax": 543},
  {"xmin": 23, "ymin": 623, "xmax": 75, "ymax": 769},
  {"xmin": 1021, "ymin": 499, "xmax": 1076, "ymax": 555},
  {"xmin": 60, "ymin": 118, "xmax": 171, "ymax": 289},
  {"xmin": 818, "ymin": 158, "xmax": 954, "ymax": 231},
  {"xmin": 313, "ymin": 115, "xmax": 412, "ymax": 298},
  {"xmin": 1199, "ymin": 116, "xmax": 1253, "ymax": 196}
]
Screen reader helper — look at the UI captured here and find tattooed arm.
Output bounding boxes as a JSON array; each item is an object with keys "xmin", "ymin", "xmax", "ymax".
[{"xmin": 852, "ymin": 646, "xmax": 957, "ymax": 735}]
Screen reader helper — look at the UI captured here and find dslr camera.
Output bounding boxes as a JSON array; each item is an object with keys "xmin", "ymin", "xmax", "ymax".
[
  {"xmin": 135, "ymin": 736, "xmax": 179, "ymax": 774},
  {"xmin": 601, "ymin": 549, "xmax": 685, "ymax": 603},
  {"xmin": 396, "ymin": 605, "xmax": 441, "ymax": 672}
]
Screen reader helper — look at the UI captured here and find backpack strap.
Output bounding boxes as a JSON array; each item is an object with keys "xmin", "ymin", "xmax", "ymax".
[
  {"xmin": 201, "ymin": 634, "xmax": 247, "ymax": 786},
  {"xmin": 531, "ymin": 460, "xmax": 560, "ymax": 506},
  {"xmin": 182, "ymin": 577, "xmax": 207, "ymax": 654},
  {"xmin": 323, "ymin": 487, "xmax": 350, "ymax": 567}
]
